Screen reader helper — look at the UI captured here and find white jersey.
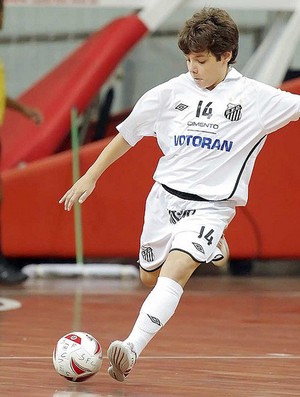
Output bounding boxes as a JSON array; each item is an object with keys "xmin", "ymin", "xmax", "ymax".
[{"xmin": 117, "ymin": 68, "xmax": 300, "ymax": 206}]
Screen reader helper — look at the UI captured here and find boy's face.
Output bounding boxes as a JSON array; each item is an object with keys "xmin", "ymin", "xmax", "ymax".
[{"xmin": 185, "ymin": 51, "xmax": 232, "ymax": 90}]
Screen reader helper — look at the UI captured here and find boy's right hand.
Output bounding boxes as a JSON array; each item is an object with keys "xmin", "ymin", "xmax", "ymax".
[{"xmin": 59, "ymin": 175, "xmax": 96, "ymax": 211}]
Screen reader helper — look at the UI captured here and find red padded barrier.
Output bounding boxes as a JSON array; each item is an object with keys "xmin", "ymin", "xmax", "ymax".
[
  {"xmin": 2, "ymin": 137, "xmax": 159, "ymax": 258},
  {"xmin": 1, "ymin": 79, "xmax": 300, "ymax": 260},
  {"xmin": 1, "ymin": 15, "xmax": 148, "ymax": 171}
]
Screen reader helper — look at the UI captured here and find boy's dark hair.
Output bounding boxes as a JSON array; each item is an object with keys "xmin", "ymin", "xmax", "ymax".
[
  {"xmin": 0, "ymin": 0, "xmax": 3, "ymax": 12},
  {"xmin": 178, "ymin": 7, "xmax": 239, "ymax": 64}
]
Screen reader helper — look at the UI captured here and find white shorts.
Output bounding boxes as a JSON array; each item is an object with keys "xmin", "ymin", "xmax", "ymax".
[{"xmin": 139, "ymin": 182, "xmax": 236, "ymax": 272}]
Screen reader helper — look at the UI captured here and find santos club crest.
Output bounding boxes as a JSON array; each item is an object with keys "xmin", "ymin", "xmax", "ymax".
[
  {"xmin": 224, "ymin": 103, "xmax": 242, "ymax": 121},
  {"xmin": 141, "ymin": 245, "xmax": 155, "ymax": 262}
]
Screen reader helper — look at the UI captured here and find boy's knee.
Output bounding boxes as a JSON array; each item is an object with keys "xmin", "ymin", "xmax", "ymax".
[{"xmin": 139, "ymin": 268, "xmax": 159, "ymax": 288}]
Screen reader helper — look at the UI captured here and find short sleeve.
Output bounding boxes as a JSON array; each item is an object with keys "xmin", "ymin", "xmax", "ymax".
[
  {"xmin": 116, "ymin": 86, "xmax": 161, "ymax": 146},
  {"xmin": 257, "ymin": 83, "xmax": 300, "ymax": 133}
]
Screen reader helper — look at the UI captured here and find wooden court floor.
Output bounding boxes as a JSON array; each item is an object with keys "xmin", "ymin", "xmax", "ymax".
[{"xmin": 1, "ymin": 274, "xmax": 300, "ymax": 396}]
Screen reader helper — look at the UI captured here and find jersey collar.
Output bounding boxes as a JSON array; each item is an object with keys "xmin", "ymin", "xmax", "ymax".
[
  {"xmin": 225, "ymin": 67, "xmax": 242, "ymax": 81},
  {"xmin": 186, "ymin": 67, "xmax": 242, "ymax": 89}
]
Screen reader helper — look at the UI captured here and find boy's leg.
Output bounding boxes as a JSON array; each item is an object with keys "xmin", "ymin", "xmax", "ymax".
[
  {"xmin": 212, "ymin": 234, "xmax": 230, "ymax": 267},
  {"xmin": 107, "ymin": 250, "xmax": 199, "ymax": 382},
  {"xmin": 139, "ymin": 234, "xmax": 230, "ymax": 286},
  {"xmin": 139, "ymin": 266, "xmax": 161, "ymax": 288},
  {"xmin": 107, "ymin": 185, "xmax": 235, "ymax": 382}
]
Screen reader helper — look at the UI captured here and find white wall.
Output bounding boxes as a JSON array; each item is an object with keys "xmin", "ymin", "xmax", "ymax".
[{"xmin": 1, "ymin": 6, "xmax": 299, "ymax": 113}]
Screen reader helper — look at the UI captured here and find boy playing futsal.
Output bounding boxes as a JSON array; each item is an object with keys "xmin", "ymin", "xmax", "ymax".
[{"xmin": 59, "ymin": 7, "xmax": 300, "ymax": 381}]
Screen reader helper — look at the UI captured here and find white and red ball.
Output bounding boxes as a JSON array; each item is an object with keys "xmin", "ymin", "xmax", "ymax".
[{"xmin": 53, "ymin": 332, "xmax": 102, "ymax": 382}]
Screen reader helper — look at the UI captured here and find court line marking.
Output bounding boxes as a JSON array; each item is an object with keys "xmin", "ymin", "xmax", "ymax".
[
  {"xmin": 1, "ymin": 355, "xmax": 300, "ymax": 360},
  {"xmin": 0, "ymin": 298, "xmax": 21, "ymax": 312}
]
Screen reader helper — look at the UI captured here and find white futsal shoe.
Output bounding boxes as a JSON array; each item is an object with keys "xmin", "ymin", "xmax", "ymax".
[
  {"xmin": 212, "ymin": 235, "xmax": 230, "ymax": 267},
  {"xmin": 107, "ymin": 340, "xmax": 137, "ymax": 382}
]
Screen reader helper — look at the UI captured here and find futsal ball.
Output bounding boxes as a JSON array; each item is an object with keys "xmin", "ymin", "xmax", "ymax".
[{"xmin": 53, "ymin": 332, "xmax": 103, "ymax": 382}]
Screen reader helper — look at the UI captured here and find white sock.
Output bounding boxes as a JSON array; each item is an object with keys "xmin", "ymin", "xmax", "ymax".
[{"xmin": 123, "ymin": 276, "xmax": 183, "ymax": 357}]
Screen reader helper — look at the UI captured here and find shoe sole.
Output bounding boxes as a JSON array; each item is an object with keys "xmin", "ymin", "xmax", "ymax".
[{"xmin": 107, "ymin": 341, "xmax": 133, "ymax": 382}]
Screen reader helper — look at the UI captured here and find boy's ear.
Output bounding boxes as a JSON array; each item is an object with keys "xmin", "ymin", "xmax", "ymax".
[{"xmin": 222, "ymin": 51, "xmax": 233, "ymax": 63}]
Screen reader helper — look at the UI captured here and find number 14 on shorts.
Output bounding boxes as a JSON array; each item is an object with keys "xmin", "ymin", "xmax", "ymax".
[{"xmin": 198, "ymin": 226, "xmax": 214, "ymax": 246}]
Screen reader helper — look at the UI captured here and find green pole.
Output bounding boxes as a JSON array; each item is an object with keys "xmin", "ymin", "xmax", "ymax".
[{"xmin": 71, "ymin": 107, "xmax": 84, "ymax": 265}]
